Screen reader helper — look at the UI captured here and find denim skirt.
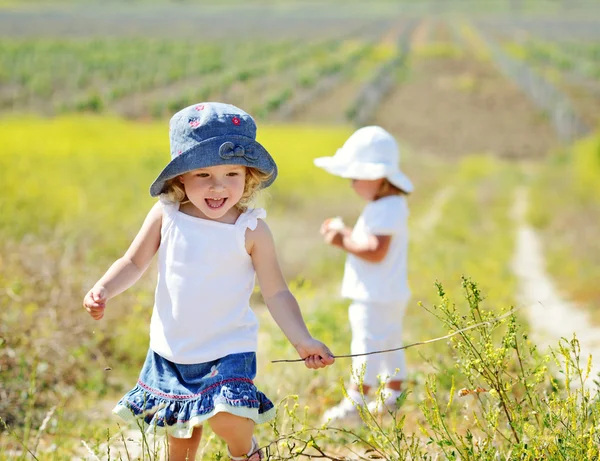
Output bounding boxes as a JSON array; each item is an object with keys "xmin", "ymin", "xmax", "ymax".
[{"xmin": 113, "ymin": 349, "xmax": 276, "ymax": 438}]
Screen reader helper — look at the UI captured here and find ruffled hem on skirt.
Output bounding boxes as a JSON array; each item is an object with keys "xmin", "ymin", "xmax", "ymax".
[{"xmin": 113, "ymin": 379, "xmax": 276, "ymax": 439}]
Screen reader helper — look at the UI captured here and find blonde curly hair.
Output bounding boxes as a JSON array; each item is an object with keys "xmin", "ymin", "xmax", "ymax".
[{"xmin": 162, "ymin": 167, "xmax": 272, "ymax": 212}]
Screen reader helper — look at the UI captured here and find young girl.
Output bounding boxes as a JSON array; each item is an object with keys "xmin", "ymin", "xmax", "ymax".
[
  {"xmin": 83, "ymin": 102, "xmax": 334, "ymax": 461},
  {"xmin": 313, "ymin": 126, "xmax": 412, "ymax": 423}
]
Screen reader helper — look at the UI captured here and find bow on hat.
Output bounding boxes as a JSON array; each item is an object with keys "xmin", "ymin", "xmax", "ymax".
[{"xmin": 218, "ymin": 142, "xmax": 258, "ymax": 163}]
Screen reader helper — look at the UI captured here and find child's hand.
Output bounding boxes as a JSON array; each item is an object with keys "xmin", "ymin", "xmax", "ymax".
[
  {"xmin": 320, "ymin": 217, "xmax": 345, "ymax": 235},
  {"xmin": 83, "ymin": 286, "xmax": 108, "ymax": 320},
  {"xmin": 323, "ymin": 229, "xmax": 344, "ymax": 247},
  {"xmin": 295, "ymin": 338, "xmax": 335, "ymax": 369}
]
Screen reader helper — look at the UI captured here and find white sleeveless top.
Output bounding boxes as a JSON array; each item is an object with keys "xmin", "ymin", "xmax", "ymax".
[{"xmin": 149, "ymin": 198, "xmax": 266, "ymax": 364}]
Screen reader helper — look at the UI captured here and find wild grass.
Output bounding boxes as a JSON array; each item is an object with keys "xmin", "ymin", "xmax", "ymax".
[
  {"xmin": 0, "ymin": 116, "xmax": 352, "ymax": 457},
  {"xmin": 71, "ymin": 279, "xmax": 600, "ymax": 460},
  {"xmin": 3, "ymin": 117, "xmax": 600, "ymax": 459}
]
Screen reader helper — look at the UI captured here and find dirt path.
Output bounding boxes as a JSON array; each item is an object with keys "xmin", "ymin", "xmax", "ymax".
[
  {"xmin": 511, "ymin": 186, "xmax": 600, "ymax": 387},
  {"xmin": 289, "ymin": 19, "xmax": 411, "ymax": 125}
]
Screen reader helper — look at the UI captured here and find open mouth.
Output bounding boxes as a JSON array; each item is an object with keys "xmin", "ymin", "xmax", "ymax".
[{"xmin": 205, "ymin": 198, "xmax": 227, "ymax": 209}]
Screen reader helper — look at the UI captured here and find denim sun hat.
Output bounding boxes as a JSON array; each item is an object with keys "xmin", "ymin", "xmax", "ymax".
[
  {"xmin": 313, "ymin": 126, "xmax": 413, "ymax": 193},
  {"xmin": 150, "ymin": 102, "xmax": 278, "ymax": 197}
]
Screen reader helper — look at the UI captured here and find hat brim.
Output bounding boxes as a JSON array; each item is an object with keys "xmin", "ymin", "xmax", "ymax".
[
  {"xmin": 150, "ymin": 135, "xmax": 277, "ymax": 197},
  {"xmin": 314, "ymin": 156, "xmax": 413, "ymax": 193},
  {"xmin": 387, "ymin": 171, "xmax": 414, "ymax": 193}
]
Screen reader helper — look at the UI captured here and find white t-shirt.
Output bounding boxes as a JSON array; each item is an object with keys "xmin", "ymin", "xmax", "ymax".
[
  {"xmin": 150, "ymin": 199, "xmax": 265, "ymax": 364},
  {"xmin": 341, "ymin": 195, "xmax": 410, "ymax": 303}
]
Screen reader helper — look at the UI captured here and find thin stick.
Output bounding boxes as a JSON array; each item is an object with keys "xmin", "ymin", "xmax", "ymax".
[{"xmin": 272, "ymin": 305, "xmax": 525, "ymax": 363}]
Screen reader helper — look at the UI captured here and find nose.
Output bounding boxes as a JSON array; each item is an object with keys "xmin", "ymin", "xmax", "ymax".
[{"xmin": 209, "ymin": 178, "xmax": 225, "ymax": 192}]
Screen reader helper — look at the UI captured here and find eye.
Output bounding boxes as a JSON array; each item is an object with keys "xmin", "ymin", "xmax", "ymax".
[
  {"xmin": 195, "ymin": 173, "xmax": 209, "ymax": 178},
  {"xmin": 227, "ymin": 172, "xmax": 239, "ymax": 177}
]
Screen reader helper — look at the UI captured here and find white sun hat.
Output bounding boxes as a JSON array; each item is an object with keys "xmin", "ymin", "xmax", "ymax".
[{"xmin": 313, "ymin": 126, "xmax": 413, "ymax": 193}]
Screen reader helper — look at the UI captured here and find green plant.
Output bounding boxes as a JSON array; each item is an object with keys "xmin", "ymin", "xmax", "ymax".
[{"xmin": 419, "ymin": 279, "xmax": 600, "ymax": 460}]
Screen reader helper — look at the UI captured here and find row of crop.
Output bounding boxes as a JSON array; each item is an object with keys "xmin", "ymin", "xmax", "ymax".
[
  {"xmin": 259, "ymin": 39, "xmax": 380, "ymax": 120},
  {"xmin": 0, "ymin": 39, "xmax": 224, "ymax": 100},
  {"xmin": 142, "ymin": 28, "xmax": 383, "ymax": 121},
  {"xmin": 143, "ymin": 36, "xmax": 350, "ymax": 119},
  {"xmin": 506, "ymin": 39, "xmax": 600, "ymax": 81},
  {"xmin": 457, "ymin": 22, "xmax": 590, "ymax": 143},
  {"xmin": 556, "ymin": 40, "xmax": 600, "ymax": 62},
  {"xmin": 140, "ymin": 22, "xmax": 385, "ymax": 121},
  {"xmin": 0, "ymin": 38, "xmax": 283, "ymax": 112},
  {"xmin": 0, "ymin": 33, "xmax": 360, "ymax": 116},
  {"xmin": 220, "ymin": 36, "xmax": 354, "ymax": 118},
  {"xmin": 475, "ymin": 18, "xmax": 600, "ymax": 43},
  {"xmin": 346, "ymin": 20, "xmax": 417, "ymax": 126},
  {"xmin": 139, "ymin": 21, "xmax": 386, "ymax": 120}
]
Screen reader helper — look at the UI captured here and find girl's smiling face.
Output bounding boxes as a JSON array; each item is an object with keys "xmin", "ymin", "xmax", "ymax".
[
  {"xmin": 179, "ymin": 164, "xmax": 247, "ymax": 220},
  {"xmin": 351, "ymin": 178, "xmax": 384, "ymax": 201}
]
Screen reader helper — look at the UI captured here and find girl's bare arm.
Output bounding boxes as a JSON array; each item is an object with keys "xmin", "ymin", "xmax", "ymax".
[
  {"xmin": 325, "ymin": 228, "xmax": 391, "ymax": 262},
  {"xmin": 248, "ymin": 220, "xmax": 334, "ymax": 369},
  {"xmin": 83, "ymin": 202, "xmax": 163, "ymax": 319}
]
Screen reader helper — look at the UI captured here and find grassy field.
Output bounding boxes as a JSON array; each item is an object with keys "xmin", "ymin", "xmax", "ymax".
[
  {"xmin": 0, "ymin": 117, "xmax": 523, "ymax": 459},
  {"xmin": 0, "ymin": 118, "xmax": 353, "ymax": 457},
  {"xmin": 2, "ymin": 118, "xmax": 599, "ymax": 460},
  {"xmin": 2, "ymin": 2, "xmax": 600, "ymax": 459}
]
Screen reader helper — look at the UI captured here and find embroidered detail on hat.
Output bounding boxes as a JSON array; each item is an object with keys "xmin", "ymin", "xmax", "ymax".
[
  {"xmin": 195, "ymin": 104, "xmax": 205, "ymax": 111},
  {"xmin": 232, "ymin": 116, "xmax": 241, "ymax": 126},
  {"xmin": 219, "ymin": 142, "xmax": 257, "ymax": 162},
  {"xmin": 189, "ymin": 118, "xmax": 201, "ymax": 128}
]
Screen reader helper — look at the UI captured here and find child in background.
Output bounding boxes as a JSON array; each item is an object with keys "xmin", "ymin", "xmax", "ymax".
[
  {"xmin": 314, "ymin": 126, "xmax": 412, "ymax": 423},
  {"xmin": 83, "ymin": 102, "xmax": 334, "ymax": 461}
]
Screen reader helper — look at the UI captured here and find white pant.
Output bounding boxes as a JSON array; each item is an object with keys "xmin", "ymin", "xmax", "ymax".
[{"xmin": 349, "ymin": 300, "xmax": 408, "ymax": 387}]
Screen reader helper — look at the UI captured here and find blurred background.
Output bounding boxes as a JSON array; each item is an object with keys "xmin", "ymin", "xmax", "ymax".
[{"xmin": 1, "ymin": 0, "xmax": 599, "ymax": 459}]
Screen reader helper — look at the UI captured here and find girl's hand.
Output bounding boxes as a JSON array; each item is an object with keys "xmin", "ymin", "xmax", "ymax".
[
  {"xmin": 320, "ymin": 218, "xmax": 332, "ymax": 235},
  {"xmin": 83, "ymin": 286, "xmax": 108, "ymax": 320},
  {"xmin": 323, "ymin": 229, "xmax": 344, "ymax": 247},
  {"xmin": 295, "ymin": 338, "xmax": 335, "ymax": 369},
  {"xmin": 320, "ymin": 217, "xmax": 345, "ymax": 235}
]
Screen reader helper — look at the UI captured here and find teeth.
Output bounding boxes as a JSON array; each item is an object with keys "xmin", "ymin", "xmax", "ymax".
[{"xmin": 206, "ymin": 198, "xmax": 226, "ymax": 209}]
